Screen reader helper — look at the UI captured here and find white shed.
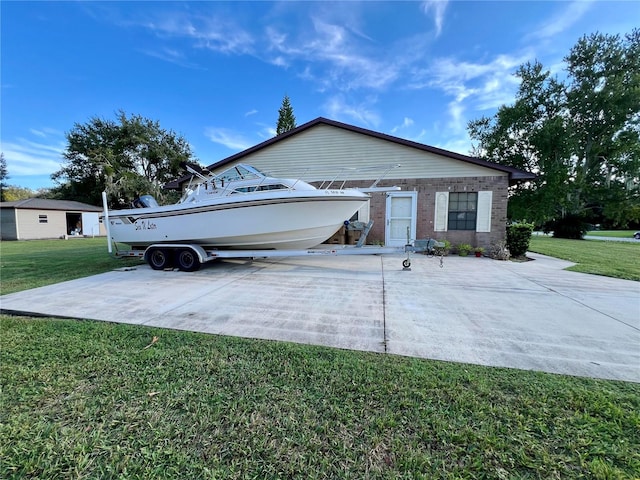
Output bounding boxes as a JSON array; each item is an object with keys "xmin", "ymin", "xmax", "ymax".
[{"xmin": 0, "ymin": 198, "xmax": 106, "ymax": 240}]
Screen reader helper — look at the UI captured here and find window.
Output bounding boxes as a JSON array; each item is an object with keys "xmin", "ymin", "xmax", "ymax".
[
  {"xmin": 232, "ymin": 184, "xmax": 289, "ymax": 193},
  {"xmin": 435, "ymin": 190, "xmax": 492, "ymax": 232},
  {"xmin": 218, "ymin": 164, "xmax": 261, "ymax": 184},
  {"xmin": 39, "ymin": 215, "xmax": 48, "ymax": 224},
  {"xmin": 448, "ymin": 192, "xmax": 477, "ymax": 230}
]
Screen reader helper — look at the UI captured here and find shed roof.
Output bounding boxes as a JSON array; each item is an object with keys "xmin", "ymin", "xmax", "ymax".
[{"xmin": 0, "ymin": 198, "xmax": 102, "ymax": 212}]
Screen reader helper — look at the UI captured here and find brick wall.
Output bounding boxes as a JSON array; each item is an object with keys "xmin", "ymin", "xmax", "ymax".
[{"xmin": 342, "ymin": 175, "xmax": 509, "ymax": 251}]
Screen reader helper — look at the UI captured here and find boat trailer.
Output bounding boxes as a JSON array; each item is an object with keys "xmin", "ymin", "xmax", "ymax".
[{"xmin": 109, "ymin": 238, "xmax": 445, "ymax": 272}]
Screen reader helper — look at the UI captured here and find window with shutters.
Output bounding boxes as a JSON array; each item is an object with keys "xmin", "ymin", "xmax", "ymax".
[{"xmin": 448, "ymin": 192, "xmax": 477, "ymax": 230}]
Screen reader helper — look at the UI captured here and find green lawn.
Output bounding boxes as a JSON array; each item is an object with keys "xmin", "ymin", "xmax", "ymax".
[
  {"xmin": 0, "ymin": 237, "xmax": 143, "ymax": 295},
  {"xmin": 584, "ymin": 230, "xmax": 637, "ymax": 238},
  {"xmin": 2, "ymin": 316, "xmax": 639, "ymax": 479},
  {"xmin": 529, "ymin": 236, "xmax": 640, "ymax": 281},
  {"xmin": 1, "ymin": 237, "xmax": 639, "ymax": 478}
]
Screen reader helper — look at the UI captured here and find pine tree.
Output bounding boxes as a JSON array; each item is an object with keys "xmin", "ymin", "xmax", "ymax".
[
  {"xmin": 276, "ymin": 95, "xmax": 297, "ymax": 135},
  {"xmin": 0, "ymin": 153, "xmax": 8, "ymax": 202}
]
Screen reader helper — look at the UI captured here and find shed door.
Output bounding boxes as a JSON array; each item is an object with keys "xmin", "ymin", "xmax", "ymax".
[
  {"xmin": 385, "ymin": 192, "xmax": 417, "ymax": 247},
  {"xmin": 81, "ymin": 212, "xmax": 100, "ymax": 236}
]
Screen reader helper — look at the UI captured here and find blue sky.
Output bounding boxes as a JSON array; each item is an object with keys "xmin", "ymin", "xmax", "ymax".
[{"xmin": 2, "ymin": 1, "xmax": 637, "ymax": 191}]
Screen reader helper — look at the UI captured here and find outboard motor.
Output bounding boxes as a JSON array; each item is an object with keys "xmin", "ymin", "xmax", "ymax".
[{"xmin": 131, "ymin": 195, "xmax": 160, "ymax": 209}]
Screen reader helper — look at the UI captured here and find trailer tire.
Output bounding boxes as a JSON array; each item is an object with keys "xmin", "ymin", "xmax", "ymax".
[
  {"xmin": 175, "ymin": 248, "xmax": 200, "ymax": 272},
  {"xmin": 147, "ymin": 248, "xmax": 172, "ymax": 270},
  {"xmin": 402, "ymin": 259, "xmax": 411, "ymax": 268}
]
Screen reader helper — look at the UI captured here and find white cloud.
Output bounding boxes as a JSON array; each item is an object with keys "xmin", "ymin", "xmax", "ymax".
[
  {"xmin": 529, "ymin": 0, "xmax": 595, "ymax": 41},
  {"xmin": 142, "ymin": 14, "xmax": 255, "ymax": 55},
  {"xmin": 408, "ymin": 128, "xmax": 429, "ymax": 144},
  {"xmin": 266, "ymin": 16, "xmax": 401, "ymax": 92},
  {"xmin": 447, "ymin": 101, "xmax": 466, "ymax": 135},
  {"xmin": 420, "ymin": 52, "xmax": 531, "ymax": 114},
  {"xmin": 245, "ymin": 109, "xmax": 258, "ymax": 117},
  {"xmin": 323, "ymin": 95, "xmax": 381, "ymax": 128},
  {"xmin": 28, "ymin": 127, "xmax": 62, "ymax": 139},
  {"xmin": 435, "ymin": 136, "xmax": 473, "ymax": 156},
  {"xmin": 270, "ymin": 56, "xmax": 288, "ymax": 68},
  {"xmin": 1, "ymin": 137, "xmax": 64, "ymax": 177},
  {"xmin": 106, "ymin": 4, "xmax": 422, "ymax": 97},
  {"xmin": 138, "ymin": 46, "xmax": 201, "ymax": 69},
  {"xmin": 391, "ymin": 117, "xmax": 414, "ymax": 134},
  {"xmin": 204, "ymin": 127, "xmax": 253, "ymax": 151},
  {"xmin": 405, "ymin": 51, "xmax": 531, "ymax": 157},
  {"xmin": 420, "ymin": 0, "xmax": 449, "ymax": 37},
  {"xmin": 256, "ymin": 125, "xmax": 277, "ymax": 140}
]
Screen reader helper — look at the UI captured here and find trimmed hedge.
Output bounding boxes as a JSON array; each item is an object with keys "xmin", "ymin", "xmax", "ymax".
[{"xmin": 507, "ymin": 221, "xmax": 534, "ymax": 257}]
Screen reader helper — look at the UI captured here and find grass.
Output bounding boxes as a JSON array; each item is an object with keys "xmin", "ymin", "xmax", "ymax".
[
  {"xmin": 585, "ymin": 230, "xmax": 637, "ymax": 238},
  {"xmin": 529, "ymin": 236, "xmax": 640, "ymax": 281},
  {"xmin": 1, "ymin": 237, "xmax": 639, "ymax": 478},
  {"xmin": 0, "ymin": 237, "xmax": 143, "ymax": 295},
  {"xmin": 2, "ymin": 316, "xmax": 639, "ymax": 479}
]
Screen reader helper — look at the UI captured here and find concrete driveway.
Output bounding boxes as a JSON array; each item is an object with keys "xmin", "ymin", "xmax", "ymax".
[{"xmin": 2, "ymin": 252, "xmax": 639, "ymax": 382}]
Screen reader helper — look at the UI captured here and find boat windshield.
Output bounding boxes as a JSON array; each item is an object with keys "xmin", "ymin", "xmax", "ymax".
[
  {"xmin": 131, "ymin": 195, "xmax": 159, "ymax": 208},
  {"xmin": 216, "ymin": 164, "xmax": 264, "ymax": 185}
]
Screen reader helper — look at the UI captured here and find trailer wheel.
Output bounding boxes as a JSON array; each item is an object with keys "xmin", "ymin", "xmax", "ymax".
[
  {"xmin": 147, "ymin": 248, "xmax": 172, "ymax": 270},
  {"xmin": 175, "ymin": 248, "xmax": 200, "ymax": 272},
  {"xmin": 402, "ymin": 259, "xmax": 411, "ymax": 268}
]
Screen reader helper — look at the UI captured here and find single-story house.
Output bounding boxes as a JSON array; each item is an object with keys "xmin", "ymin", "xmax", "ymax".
[
  {"xmin": 0, "ymin": 198, "xmax": 106, "ymax": 240},
  {"xmin": 168, "ymin": 117, "xmax": 535, "ymax": 250}
]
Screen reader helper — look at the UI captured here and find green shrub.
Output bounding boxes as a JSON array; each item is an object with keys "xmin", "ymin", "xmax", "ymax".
[
  {"xmin": 550, "ymin": 214, "xmax": 589, "ymax": 239},
  {"xmin": 506, "ymin": 221, "xmax": 534, "ymax": 257},
  {"xmin": 457, "ymin": 243, "xmax": 472, "ymax": 256}
]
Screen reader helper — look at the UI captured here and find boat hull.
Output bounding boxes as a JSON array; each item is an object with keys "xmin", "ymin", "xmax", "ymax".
[{"xmin": 106, "ymin": 192, "xmax": 367, "ymax": 250}]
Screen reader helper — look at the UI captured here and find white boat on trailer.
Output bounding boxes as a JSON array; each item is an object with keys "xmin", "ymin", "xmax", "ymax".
[{"xmin": 102, "ymin": 163, "xmax": 443, "ymax": 271}]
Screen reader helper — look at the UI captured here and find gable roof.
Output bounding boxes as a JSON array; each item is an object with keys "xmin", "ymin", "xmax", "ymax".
[
  {"xmin": 166, "ymin": 117, "xmax": 535, "ymax": 188},
  {"xmin": 0, "ymin": 198, "xmax": 102, "ymax": 212}
]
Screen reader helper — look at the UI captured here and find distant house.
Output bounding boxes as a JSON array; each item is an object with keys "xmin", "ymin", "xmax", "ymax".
[
  {"xmin": 167, "ymin": 117, "xmax": 535, "ymax": 249},
  {"xmin": 0, "ymin": 198, "xmax": 106, "ymax": 240}
]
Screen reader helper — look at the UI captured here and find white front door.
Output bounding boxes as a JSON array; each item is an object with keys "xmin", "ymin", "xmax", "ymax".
[{"xmin": 385, "ymin": 192, "xmax": 417, "ymax": 246}]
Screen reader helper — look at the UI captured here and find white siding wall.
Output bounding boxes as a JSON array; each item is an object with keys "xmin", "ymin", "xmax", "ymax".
[
  {"xmin": 16, "ymin": 210, "xmax": 67, "ymax": 239},
  {"xmin": 7, "ymin": 209, "xmax": 106, "ymax": 240},
  {"xmin": 214, "ymin": 125, "xmax": 506, "ymax": 182}
]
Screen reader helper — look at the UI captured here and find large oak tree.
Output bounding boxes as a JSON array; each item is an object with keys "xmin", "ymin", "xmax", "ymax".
[
  {"xmin": 51, "ymin": 111, "xmax": 196, "ymax": 207},
  {"xmin": 468, "ymin": 30, "xmax": 640, "ymax": 230}
]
